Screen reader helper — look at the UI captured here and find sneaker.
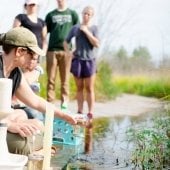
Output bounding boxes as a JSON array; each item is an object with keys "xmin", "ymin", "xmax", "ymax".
[
  {"xmin": 87, "ymin": 113, "xmax": 93, "ymax": 119},
  {"xmin": 61, "ymin": 102, "xmax": 68, "ymax": 110}
]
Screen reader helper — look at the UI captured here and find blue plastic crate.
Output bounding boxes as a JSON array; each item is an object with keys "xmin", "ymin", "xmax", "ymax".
[{"xmin": 53, "ymin": 118, "xmax": 85, "ymax": 145}]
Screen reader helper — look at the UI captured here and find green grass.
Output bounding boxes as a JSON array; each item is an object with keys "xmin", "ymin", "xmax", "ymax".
[
  {"xmin": 39, "ymin": 61, "xmax": 170, "ymax": 101},
  {"xmin": 114, "ymin": 75, "xmax": 170, "ymax": 100},
  {"xmin": 127, "ymin": 107, "xmax": 170, "ymax": 168}
]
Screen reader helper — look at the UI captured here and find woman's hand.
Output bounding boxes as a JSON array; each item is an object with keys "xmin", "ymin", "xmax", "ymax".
[{"xmin": 80, "ymin": 25, "xmax": 89, "ymax": 33}]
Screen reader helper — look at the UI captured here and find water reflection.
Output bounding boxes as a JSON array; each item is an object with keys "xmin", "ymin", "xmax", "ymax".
[
  {"xmin": 84, "ymin": 128, "xmax": 93, "ymax": 154},
  {"xmin": 52, "ymin": 116, "xmax": 132, "ymax": 169},
  {"xmin": 51, "ymin": 111, "xmax": 164, "ymax": 169}
]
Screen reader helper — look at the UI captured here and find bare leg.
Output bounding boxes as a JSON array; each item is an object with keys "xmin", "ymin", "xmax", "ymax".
[
  {"xmin": 74, "ymin": 77, "xmax": 84, "ymax": 113},
  {"xmin": 85, "ymin": 74, "xmax": 96, "ymax": 114}
]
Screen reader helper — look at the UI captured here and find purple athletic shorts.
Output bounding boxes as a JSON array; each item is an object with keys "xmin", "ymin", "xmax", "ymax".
[{"xmin": 71, "ymin": 58, "xmax": 96, "ymax": 78}]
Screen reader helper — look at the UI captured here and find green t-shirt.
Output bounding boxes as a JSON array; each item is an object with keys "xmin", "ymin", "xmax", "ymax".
[{"xmin": 45, "ymin": 8, "xmax": 79, "ymax": 51}]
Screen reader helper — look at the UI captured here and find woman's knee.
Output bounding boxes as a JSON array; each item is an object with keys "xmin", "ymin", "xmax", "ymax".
[{"xmin": 85, "ymin": 85, "xmax": 94, "ymax": 93}]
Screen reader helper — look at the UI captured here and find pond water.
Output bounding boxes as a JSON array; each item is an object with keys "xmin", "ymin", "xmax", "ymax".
[{"xmin": 51, "ymin": 110, "xmax": 169, "ymax": 170}]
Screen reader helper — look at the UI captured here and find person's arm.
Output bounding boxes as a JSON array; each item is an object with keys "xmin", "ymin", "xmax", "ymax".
[
  {"xmin": 80, "ymin": 25, "xmax": 100, "ymax": 48},
  {"xmin": 71, "ymin": 10, "xmax": 80, "ymax": 25},
  {"xmin": 42, "ymin": 25, "xmax": 48, "ymax": 54},
  {"xmin": 63, "ymin": 26, "xmax": 75, "ymax": 57},
  {"xmin": 15, "ymin": 74, "xmax": 77, "ymax": 125},
  {"xmin": 63, "ymin": 41, "xmax": 73, "ymax": 58},
  {"xmin": 45, "ymin": 13, "xmax": 51, "ymax": 33},
  {"xmin": 13, "ymin": 18, "xmax": 21, "ymax": 27}
]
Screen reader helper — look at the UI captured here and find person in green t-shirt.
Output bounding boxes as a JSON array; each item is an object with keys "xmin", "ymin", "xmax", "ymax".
[{"xmin": 45, "ymin": 0, "xmax": 79, "ymax": 109}]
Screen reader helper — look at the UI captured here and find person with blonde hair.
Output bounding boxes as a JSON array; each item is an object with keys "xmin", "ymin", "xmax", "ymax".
[{"xmin": 64, "ymin": 6, "xmax": 100, "ymax": 128}]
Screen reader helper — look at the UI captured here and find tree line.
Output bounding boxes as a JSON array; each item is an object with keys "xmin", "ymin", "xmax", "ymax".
[{"xmin": 99, "ymin": 46, "xmax": 170, "ymax": 74}]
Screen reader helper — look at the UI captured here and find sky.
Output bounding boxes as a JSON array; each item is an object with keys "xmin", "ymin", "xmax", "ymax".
[{"xmin": 0, "ymin": 0, "xmax": 170, "ymax": 63}]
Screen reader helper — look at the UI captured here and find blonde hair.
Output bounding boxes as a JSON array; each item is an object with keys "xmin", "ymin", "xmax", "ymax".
[{"xmin": 83, "ymin": 6, "xmax": 94, "ymax": 16}]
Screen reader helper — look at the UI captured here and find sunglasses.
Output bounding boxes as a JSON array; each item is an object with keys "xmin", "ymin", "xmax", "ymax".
[{"xmin": 21, "ymin": 48, "xmax": 38, "ymax": 60}]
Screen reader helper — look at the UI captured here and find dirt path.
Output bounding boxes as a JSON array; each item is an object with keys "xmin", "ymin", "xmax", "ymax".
[{"xmin": 56, "ymin": 94, "xmax": 163, "ymax": 118}]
